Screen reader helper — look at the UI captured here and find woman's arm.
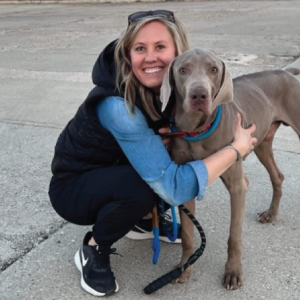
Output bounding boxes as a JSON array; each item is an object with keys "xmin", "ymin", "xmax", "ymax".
[
  {"xmin": 97, "ymin": 97, "xmax": 256, "ymax": 206},
  {"xmin": 97, "ymin": 96, "xmax": 207, "ymax": 206}
]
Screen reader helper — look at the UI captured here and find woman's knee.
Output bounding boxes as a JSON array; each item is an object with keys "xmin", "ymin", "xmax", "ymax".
[
  {"xmin": 116, "ymin": 168, "xmax": 158, "ymax": 214},
  {"xmin": 121, "ymin": 187, "xmax": 157, "ymax": 216}
]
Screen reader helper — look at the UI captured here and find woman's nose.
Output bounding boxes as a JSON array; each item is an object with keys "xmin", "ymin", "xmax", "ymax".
[{"xmin": 145, "ymin": 50, "xmax": 157, "ymax": 63}]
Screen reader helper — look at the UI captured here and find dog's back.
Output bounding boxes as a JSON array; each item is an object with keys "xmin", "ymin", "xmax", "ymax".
[{"xmin": 232, "ymin": 69, "xmax": 300, "ymax": 141}]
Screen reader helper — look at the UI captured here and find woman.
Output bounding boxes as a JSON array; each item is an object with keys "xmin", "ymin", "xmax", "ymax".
[{"xmin": 49, "ymin": 10, "xmax": 257, "ymax": 297}]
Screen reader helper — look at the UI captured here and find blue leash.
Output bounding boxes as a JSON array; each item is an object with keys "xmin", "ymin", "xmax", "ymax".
[
  {"xmin": 152, "ymin": 201, "xmax": 178, "ymax": 265},
  {"xmin": 152, "ymin": 206, "xmax": 161, "ymax": 265},
  {"xmin": 161, "ymin": 203, "xmax": 178, "ymax": 242}
]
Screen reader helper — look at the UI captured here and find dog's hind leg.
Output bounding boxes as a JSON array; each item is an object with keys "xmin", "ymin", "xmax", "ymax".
[{"xmin": 255, "ymin": 122, "xmax": 285, "ymax": 223}]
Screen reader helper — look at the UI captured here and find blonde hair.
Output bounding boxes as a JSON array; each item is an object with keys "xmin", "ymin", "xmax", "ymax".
[{"xmin": 114, "ymin": 15, "xmax": 190, "ymax": 121}]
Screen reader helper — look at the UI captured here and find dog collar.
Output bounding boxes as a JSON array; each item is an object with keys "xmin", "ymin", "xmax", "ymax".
[{"xmin": 167, "ymin": 105, "xmax": 222, "ymax": 142}]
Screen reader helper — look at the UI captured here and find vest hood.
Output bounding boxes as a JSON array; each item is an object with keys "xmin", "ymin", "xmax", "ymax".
[{"xmin": 92, "ymin": 39, "xmax": 118, "ymax": 90}]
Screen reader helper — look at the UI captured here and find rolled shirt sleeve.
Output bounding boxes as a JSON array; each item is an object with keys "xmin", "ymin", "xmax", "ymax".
[{"xmin": 96, "ymin": 96, "xmax": 208, "ymax": 206}]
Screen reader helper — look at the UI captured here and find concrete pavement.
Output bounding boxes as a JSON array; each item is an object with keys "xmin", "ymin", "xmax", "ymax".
[{"xmin": 0, "ymin": 1, "xmax": 300, "ymax": 299}]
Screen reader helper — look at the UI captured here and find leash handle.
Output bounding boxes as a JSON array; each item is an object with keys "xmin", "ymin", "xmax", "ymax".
[{"xmin": 144, "ymin": 267, "xmax": 182, "ymax": 294}]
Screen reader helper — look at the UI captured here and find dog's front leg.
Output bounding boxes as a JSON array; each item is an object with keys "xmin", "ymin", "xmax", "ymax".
[
  {"xmin": 173, "ymin": 199, "xmax": 196, "ymax": 283},
  {"xmin": 220, "ymin": 163, "xmax": 249, "ymax": 290},
  {"xmin": 170, "ymin": 140, "xmax": 196, "ymax": 283}
]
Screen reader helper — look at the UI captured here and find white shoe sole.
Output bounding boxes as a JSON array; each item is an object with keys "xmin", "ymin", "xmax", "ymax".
[
  {"xmin": 74, "ymin": 250, "xmax": 119, "ymax": 296},
  {"xmin": 125, "ymin": 231, "xmax": 181, "ymax": 244}
]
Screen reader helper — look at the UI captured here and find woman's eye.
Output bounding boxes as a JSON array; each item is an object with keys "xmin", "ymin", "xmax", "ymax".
[
  {"xmin": 179, "ymin": 68, "xmax": 186, "ymax": 74},
  {"xmin": 136, "ymin": 46, "xmax": 145, "ymax": 52},
  {"xmin": 212, "ymin": 67, "xmax": 218, "ymax": 73},
  {"xmin": 157, "ymin": 45, "xmax": 165, "ymax": 50}
]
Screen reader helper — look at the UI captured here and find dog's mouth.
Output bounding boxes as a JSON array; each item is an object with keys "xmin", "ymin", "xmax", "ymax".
[{"xmin": 190, "ymin": 101, "xmax": 212, "ymax": 116}]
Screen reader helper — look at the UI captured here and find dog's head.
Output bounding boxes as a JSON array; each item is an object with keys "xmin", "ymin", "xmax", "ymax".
[{"xmin": 161, "ymin": 48, "xmax": 233, "ymax": 116}]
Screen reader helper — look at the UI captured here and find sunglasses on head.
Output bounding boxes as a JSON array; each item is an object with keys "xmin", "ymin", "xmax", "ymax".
[{"xmin": 128, "ymin": 10, "xmax": 175, "ymax": 26}]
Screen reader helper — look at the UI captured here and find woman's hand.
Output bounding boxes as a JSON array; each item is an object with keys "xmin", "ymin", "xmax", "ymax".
[
  {"xmin": 204, "ymin": 113, "xmax": 257, "ymax": 185},
  {"xmin": 232, "ymin": 113, "xmax": 257, "ymax": 157},
  {"xmin": 158, "ymin": 126, "xmax": 172, "ymax": 151}
]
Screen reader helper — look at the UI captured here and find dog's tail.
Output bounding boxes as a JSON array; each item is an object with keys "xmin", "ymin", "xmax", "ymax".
[{"xmin": 285, "ymin": 67, "xmax": 300, "ymax": 76}]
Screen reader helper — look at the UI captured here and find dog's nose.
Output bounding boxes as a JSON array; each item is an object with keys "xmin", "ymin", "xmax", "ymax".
[{"xmin": 189, "ymin": 87, "xmax": 208, "ymax": 103}]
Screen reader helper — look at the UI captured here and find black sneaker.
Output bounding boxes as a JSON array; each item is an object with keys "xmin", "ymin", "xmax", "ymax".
[
  {"xmin": 74, "ymin": 232, "xmax": 119, "ymax": 296},
  {"xmin": 125, "ymin": 216, "xmax": 181, "ymax": 243}
]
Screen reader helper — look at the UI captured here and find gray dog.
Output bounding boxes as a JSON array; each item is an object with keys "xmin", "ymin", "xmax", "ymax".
[{"xmin": 160, "ymin": 48, "xmax": 300, "ymax": 289}]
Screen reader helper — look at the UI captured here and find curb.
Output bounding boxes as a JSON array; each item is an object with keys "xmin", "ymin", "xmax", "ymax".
[
  {"xmin": 282, "ymin": 57, "xmax": 300, "ymax": 81},
  {"xmin": 0, "ymin": 0, "xmax": 177, "ymax": 4}
]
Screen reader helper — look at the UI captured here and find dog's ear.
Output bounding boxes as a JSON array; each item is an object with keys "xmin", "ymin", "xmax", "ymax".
[
  {"xmin": 160, "ymin": 59, "xmax": 175, "ymax": 112},
  {"xmin": 214, "ymin": 61, "xmax": 233, "ymax": 106}
]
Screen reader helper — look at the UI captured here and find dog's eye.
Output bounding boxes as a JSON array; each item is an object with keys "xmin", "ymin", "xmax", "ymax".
[
  {"xmin": 212, "ymin": 67, "xmax": 218, "ymax": 73},
  {"xmin": 179, "ymin": 68, "xmax": 186, "ymax": 74}
]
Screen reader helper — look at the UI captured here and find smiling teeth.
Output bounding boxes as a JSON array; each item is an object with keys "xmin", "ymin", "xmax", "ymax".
[{"xmin": 144, "ymin": 67, "xmax": 162, "ymax": 74}]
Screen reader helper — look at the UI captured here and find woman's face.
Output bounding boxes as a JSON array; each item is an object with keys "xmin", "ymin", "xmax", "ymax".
[{"xmin": 130, "ymin": 21, "xmax": 176, "ymax": 94}]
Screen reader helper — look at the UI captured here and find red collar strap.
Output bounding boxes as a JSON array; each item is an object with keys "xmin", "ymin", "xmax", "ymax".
[
  {"xmin": 164, "ymin": 124, "xmax": 212, "ymax": 139},
  {"xmin": 164, "ymin": 105, "xmax": 222, "ymax": 141}
]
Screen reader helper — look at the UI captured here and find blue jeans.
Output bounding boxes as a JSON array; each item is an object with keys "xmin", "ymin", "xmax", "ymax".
[{"xmin": 49, "ymin": 165, "xmax": 158, "ymax": 247}]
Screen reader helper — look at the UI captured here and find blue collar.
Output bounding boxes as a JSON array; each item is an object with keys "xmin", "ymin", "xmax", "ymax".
[{"xmin": 170, "ymin": 105, "xmax": 222, "ymax": 142}]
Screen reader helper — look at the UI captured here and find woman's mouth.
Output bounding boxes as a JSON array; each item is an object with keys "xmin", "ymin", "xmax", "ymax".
[{"xmin": 144, "ymin": 67, "xmax": 163, "ymax": 74}]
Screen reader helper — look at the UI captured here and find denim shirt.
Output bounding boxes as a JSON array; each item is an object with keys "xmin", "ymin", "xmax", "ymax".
[{"xmin": 96, "ymin": 96, "xmax": 208, "ymax": 206}]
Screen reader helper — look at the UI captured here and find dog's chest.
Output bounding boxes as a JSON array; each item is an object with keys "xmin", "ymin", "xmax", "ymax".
[
  {"xmin": 171, "ymin": 112, "xmax": 236, "ymax": 164},
  {"xmin": 189, "ymin": 141, "xmax": 219, "ymax": 160},
  {"xmin": 172, "ymin": 138, "xmax": 218, "ymax": 164}
]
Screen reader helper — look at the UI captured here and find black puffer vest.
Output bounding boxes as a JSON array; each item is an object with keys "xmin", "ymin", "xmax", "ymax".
[{"xmin": 51, "ymin": 40, "xmax": 169, "ymax": 179}]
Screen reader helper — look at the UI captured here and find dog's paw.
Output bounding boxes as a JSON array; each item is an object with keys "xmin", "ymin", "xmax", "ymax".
[
  {"xmin": 172, "ymin": 266, "xmax": 192, "ymax": 284},
  {"xmin": 257, "ymin": 209, "xmax": 278, "ymax": 223},
  {"xmin": 222, "ymin": 264, "xmax": 243, "ymax": 290}
]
